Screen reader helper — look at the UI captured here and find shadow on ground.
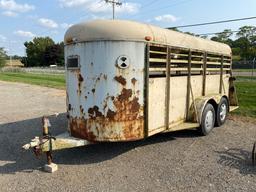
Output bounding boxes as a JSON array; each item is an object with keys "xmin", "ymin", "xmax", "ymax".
[
  {"xmin": 0, "ymin": 113, "xmax": 202, "ymax": 175},
  {"xmin": 215, "ymin": 148, "xmax": 256, "ymax": 175}
]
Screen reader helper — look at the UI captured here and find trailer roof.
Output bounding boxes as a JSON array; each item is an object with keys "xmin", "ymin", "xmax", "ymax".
[{"xmin": 65, "ymin": 20, "xmax": 231, "ymax": 55}]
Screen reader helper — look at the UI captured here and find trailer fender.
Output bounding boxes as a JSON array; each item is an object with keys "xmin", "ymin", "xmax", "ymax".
[{"xmin": 188, "ymin": 94, "xmax": 228, "ymax": 124}]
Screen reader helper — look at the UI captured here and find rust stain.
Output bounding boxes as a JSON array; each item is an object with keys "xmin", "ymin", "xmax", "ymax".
[
  {"xmin": 106, "ymin": 109, "xmax": 116, "ymax": 120},
  {"xmin": 114, "ymin": 75, "xmax": 126, "ymax": 86},
  {"xmin": 69, "ymin": 87, "xmax": 144, "ymax": 142},
  {"xmin": 131, "ymin": 78, "xmax": 137, "ymax": 85},
  {"xmin": 70, "ymin": 117, "xmax": 143, "ymax": 142},
  {"xmin": 103, "ymin": 102, "xmax": 108, "ymax": 112},
  {"xmin": 117, "ymin": 88, "xmax": 132, "ymax": 102},
  {"xmin": 88, "ymin": 106, "xmax": 104, "ymax": 119},
  {"xmin": 80, "ymin": 105, "xmax": 84, "ymax": 114},
  {"xmin": 78, "ymin": 74, "xmax": 84, "ymax": 82},
  {"xmin": 77, "ymin": 73, "xmax": 84, "ymax": 95},
  {"xmin": 130, "ymin": 98, "xmax": 140, "ymax": 113},
  {"xmin": 69, "ymin": 118, "xmax": 96, "ymax": 141}
]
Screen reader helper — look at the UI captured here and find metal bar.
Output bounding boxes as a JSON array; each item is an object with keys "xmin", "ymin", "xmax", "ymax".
[
  {"xmin": 144, "ymin": 43, "xmax": 150, "ymax": 138},
  {"xmin": 202, "ymin": 52, "xmax": 207, "ymax": 96},
  {"xmin": 46, "ymin": 151, "xmax": 52, "ymax": 165},
  {"xmin": 186, "ymin": 50, "xmax": 192, "ymax": 120},
  {"xmin": 190, "ymin": 80, "xmax": 199, "ymax": 123},
  {"xmin": 252, "ymin": 58, "xmax": 255, "ymax": 79},
  {"xmin": 230, "ymin": 54, "xmax": 233, "ymax": 76},
  {"xmin": 149, "ymin": 50, "xmax": 167, "ymax": 55},
  {"xmin": 252, "ymin": 142, "xmax": 256, "ymax": 166},
  {"xmin": 207, "ymin": 62, "xmax": 222, "ymax": 65},
  {"xmin": 149, "ymin": 67, "xmax": 203, "ymax": 72},
  {"xmin": 165, "ymin": 47, "xmax": 171, "ymax": 129},
  {"xmin": 42, "ymin": 117, "xmax": 53, "ymax": 165},
  {"xmin": 149, "ymin": 58, "xmax": 167, "ymax": 63},
  {"xmin": 222, "ymin": 78, "xmax": 226, "ymax": 94},
  {"xmin": 170, "ymin": 59, "xmax": 203, "ymax": 64},
  {"xmin": 112, "ymin": 2, "xmax": 115, "ymax": 20},
  {"xmin": 219, "ymin": 55, "xmax": 224, "ymax": 94}
]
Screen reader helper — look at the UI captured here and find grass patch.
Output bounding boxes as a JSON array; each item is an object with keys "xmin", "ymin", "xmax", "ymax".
[
  {"xmin": 0, "ymin": 72, "xmax": 65, "ymax": 89},
  {"xmin": 231, "ymin": 76, "xmax": 256, "ymax": 118}
]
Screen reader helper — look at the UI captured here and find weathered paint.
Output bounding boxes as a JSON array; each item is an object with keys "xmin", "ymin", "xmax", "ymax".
[
  {"xmin": 63, "ymin": 35, "xmax": 237, "ymax": 142},
  {"xmin": 22, "ymin": 21, "xmax": 240, "ymax": 170},
  {"xmin": 24, "ymin": 132, "xmax": 92, "ymax": 152},
  {"xmin": 148, "ymin": 74, "xmax": 232, "ymax": 133},
  {"xmin": 65, "ymin": 41, "xmax": 145, "ymax": 141},
  {"xmin": 189, "ymin": 94, "xmax": 223, "ymax": 124},
  {"xmin": 229, "ymin": 77, "xmax": 239, "ymax": 106}
]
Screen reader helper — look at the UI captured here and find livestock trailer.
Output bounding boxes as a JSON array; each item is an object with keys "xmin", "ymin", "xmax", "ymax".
[{"xmin": 23, "ymin": 20, "xmax": 238, "ymax": 172}]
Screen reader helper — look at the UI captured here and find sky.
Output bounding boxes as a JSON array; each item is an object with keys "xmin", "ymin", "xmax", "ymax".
[{"xmin": 0, "ymin": 0, "xmax": 255, "ymax": 56}]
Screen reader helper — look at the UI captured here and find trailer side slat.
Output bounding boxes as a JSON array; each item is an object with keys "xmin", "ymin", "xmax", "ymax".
[
  {"xmin": 149, "ymin": 58, "xmax": 167, "ymax": 63},
  {"xmin": 149, "ymin": 67, "xmax": 204, "ymax": 72},
  {"xmin": 150, "ymin": 50, "xmax": 167, "ymax": 55}
]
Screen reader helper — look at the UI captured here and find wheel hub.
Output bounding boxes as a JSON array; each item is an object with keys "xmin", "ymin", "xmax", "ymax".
[
  {"xmin": 220, "ymin": 103, "xmax": 227, "ymax": 121},
  {"xmin": 205, "ymin": 110, "xmax": 214, "ymax": 131}
]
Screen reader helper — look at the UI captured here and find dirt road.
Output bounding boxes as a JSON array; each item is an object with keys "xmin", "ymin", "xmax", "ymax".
[{"xmin": 0, "ymin": 81, "xmax": 255, "ymax": 192}]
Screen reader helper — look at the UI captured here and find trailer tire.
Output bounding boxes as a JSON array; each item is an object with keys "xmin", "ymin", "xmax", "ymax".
[
  {"xmin": 215, "ymin": 97, "xmax": 229, "ymax": 127},
  {"xmin": 198, "ymin": 103, "xmax": 215, "ymax": 136}
]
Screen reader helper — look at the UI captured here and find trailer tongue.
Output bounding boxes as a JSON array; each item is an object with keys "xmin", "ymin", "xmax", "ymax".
[{"xmin": 22, "ymin": 116, "xmax": 91, "ymax": 172}]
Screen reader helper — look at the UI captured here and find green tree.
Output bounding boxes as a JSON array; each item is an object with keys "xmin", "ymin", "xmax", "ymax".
[
  {"xmin": 0, "ymin": 48, "xmax": 7, "ymax": 68},
  {"xmin": 184, "ymin": 31, "xmax": 200, "ymax": 37},
  {"xmin": 236, "ymin": 26, "xmax": 256, "ymax": 40},
  {"xmin": 235, "ymin": 26, "xmax": 256, "ymax": 60},
  {"xmin": 44, "ymin": 42, "xmax": 64, "ymax": 66},
  {"xmin": 24, "ymin": 37, "xmax": 55, "ymax": 67},
  {"xmin": 170, "ymin": 27, "xmax": 180, "ymax": 32},
  {"xmin": 233, "ymin": 37, "xmax": 251, "ymax": 60},
  {"xmin": 210, "ymin": 29, "xmax": 233, "ymax": 46}
]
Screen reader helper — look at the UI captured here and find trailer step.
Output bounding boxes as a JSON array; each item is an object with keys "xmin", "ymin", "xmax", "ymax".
[
  {"xmin": 166, "ymin": 122, "xmax": 200, "ymax": 132},
  {"xmin": 229, "ymin": 106, "xmax": 239, "ymax": 112}
]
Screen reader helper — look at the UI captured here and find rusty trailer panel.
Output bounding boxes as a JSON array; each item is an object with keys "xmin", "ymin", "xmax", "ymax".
[{"xmin": 65, "ymin": 41, "xmax": 145, "ymax": 141}]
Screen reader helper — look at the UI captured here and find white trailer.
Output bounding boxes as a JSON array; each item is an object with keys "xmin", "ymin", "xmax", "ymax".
[{"xmin": 23, "ymin": 20, "xmax": 239, "ymax": 172}]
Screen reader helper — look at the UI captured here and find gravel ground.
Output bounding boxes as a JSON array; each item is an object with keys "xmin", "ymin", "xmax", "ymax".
[{"xmin": 0, "ymin": 81, "xmax": 255, "ymax": 192}]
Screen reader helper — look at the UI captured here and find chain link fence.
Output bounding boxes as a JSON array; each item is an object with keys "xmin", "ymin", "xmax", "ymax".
[
  {"xmin": 232, "ymin": 59, "xmax": 256, "ymax": 77},
  {"xmin": 0, "ymin": 66, "xmax": 65, "ymax": 74}
]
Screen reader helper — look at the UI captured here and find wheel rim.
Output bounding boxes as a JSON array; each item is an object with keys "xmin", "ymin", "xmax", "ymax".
[
  {"xmin": 205, "ymin": 110, "xmax": 214, "ymax": 132},
  {"xmin": 219, "ymin": 103, "xmax": 227, "ymax": 121}
]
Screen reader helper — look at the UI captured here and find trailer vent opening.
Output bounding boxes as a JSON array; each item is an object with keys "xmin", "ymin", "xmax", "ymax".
[
  {"xmin": 67, "ymin": 56, "xmax": 79, "ymax": 69},
  {"xmin": 148, "ymin": 44, "xmax": 232, "ymax": 78}
]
